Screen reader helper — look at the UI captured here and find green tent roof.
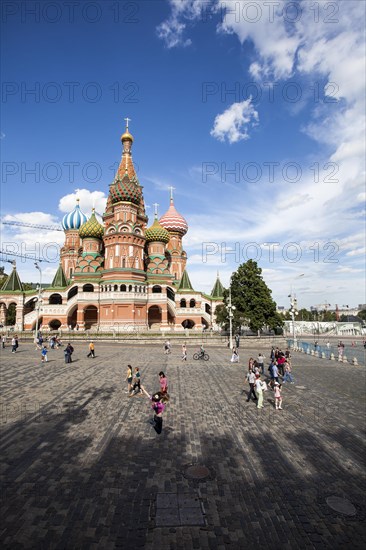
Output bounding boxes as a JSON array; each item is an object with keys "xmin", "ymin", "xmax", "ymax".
[
  {"xmin": 211, "ymin": 274, "xmax": 224, "ymax": 299},
  {"xmin": 178, "ymin": 269, "xmax": 194, "ymax": 291},
  {"xmin": 51, "ymin": 264, "xmax": 68, "ymax": 288},
  {"xmin": 1, "ymin": 265, "xmax": 23, "ymax": 292}
]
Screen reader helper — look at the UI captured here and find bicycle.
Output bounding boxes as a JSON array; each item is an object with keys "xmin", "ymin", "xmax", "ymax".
[{"xmin": 193, "ymin": 352, "xmax": 209, "ymax": 361}]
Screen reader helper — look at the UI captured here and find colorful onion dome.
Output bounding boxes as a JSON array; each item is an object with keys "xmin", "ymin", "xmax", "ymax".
[
  {"xmin": 109, "ymin": 171, "xmax": 142, "ymax": 205},
  {"xmin": 159, "ymin": 197, "xmax": 188, "ymax": 236},
  {"xmin": 145, "ymin": 216, "xmax": 170, "ymax": 244},
  {"xmin": 79, "ymin": 210, "xmax": 104, "ymax": 240},
  {"xmin": 61, "ymin": 200, "xmax": 87, "ymax": 230}
]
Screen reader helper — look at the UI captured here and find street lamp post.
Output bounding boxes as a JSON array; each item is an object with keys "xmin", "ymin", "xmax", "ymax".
[
  {"xmin": 289, "ymin": 274, "xmax": 304, "ymax": 348},
  {"xmin": 228, "ymin": 288, "xmax": 236, "ymax": 350},
  {"xmin": 34, "ymin": 262, "xmax": 42, "ymax": 343}
]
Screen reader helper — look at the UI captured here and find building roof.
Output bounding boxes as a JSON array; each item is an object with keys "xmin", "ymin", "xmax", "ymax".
[
  {"xmin": 107, "ymin": 122, "xmax": 144, "ymax": 208},
  {"xmin": 159, "ymin": 195, "xmax": 188, "ymax": 236},
  {"xmin": 62, "ymin": 200, "xmax": 88, "ymax": 230},
  {"xmin": 79, "ymin": 210, "xmax": 104, "ymax": 239},
  {"xmin": 1, "ymin": 264, "xmax": 23, "ymax": 292},
  {"xmin": 145, "ymin": 216, "xmax": 170, "ymax": 244},
  {"xmin": 211, "ymin": 274, "xmax": 224, "ymax": 299},
  {"xmin": 50, "ymin": 264, "xmax": 68, "ymax": 288},
  {"xmin": 178, "ymin": 269, "xmax": 194, "ymax": 291}
]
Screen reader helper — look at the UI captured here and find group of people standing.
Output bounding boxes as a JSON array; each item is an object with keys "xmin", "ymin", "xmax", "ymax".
[{"xmin": 245, "ymin": 347, "xmax": 293, "ymax": 410}]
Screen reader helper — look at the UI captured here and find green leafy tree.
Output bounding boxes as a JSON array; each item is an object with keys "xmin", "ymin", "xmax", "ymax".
[
  {"xmin": 215, "ymin": 303, "xmax": 229, "ymax": 330},
  {"xmin": 358, "ymin": 309, "xmax": 366, "ymax": 321},
  {"xmin": 226, "ymin": 260, "xmax": 283, "ymax": 333},
  {"xmin": 298, "ymin": 308, "xmax": 310, "ymax": 321}
]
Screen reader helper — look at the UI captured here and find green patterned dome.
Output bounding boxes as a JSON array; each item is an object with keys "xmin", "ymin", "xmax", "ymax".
[
  {"xmin": 145, "ymin": 217, "xmax": 170, "ymax": 244},
  {"xmin": 79, "ymin": 211, "xmax": 104, "ymax": 239},
  {"xmin": 110, "ymin": 172, "xmax": 142, "ymax": 205}
]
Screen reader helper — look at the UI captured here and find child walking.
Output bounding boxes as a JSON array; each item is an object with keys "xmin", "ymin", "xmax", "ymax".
[
  {"xmin": 274, "ymin": 382, "xmax": 283, "ymax": 410},
  {"xmin": 181, "ymin": 343, "xmax": 187, "ymax": 361},
  {"xmin": 141, "ymin": 385, "xmax": 169, "ymax": 434},
  {"xmin": 41, "ymin": 345, "xmax": 48, "ymax": 363},
  {"xmin": 159, "ymin": 371, "xmax": 168, "ymax": 395}
]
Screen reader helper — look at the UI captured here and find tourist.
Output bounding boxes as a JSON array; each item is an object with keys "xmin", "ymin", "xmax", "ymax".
[
  {"xmin": 257, "ymin": 353, "xmax": 265, "ymax": 374},
  {"xmin": 246, "ymin": 369, "xmax": 257, "ymax": 403},
  {"xmin": 248, "ymin": 357, "xmax": 254, "ymax": 370},
  {"xmin": 231, "ymin": 347, "xmax": 239, "ymax": 363},
  {"xmin": 272, "ymin": 361, "xmax": 279, "ymax": 384},
  {"xmin": 198, "ymin": 343, "xmax": 205, "ymax": 359},
  {"xmin": 252, "ymin": 360, "xmax": 260, "ymax": 376},
  {"xmin": 164, "ymin": 340, "xmax": 171, "ymax": 354},
  {"xmin": 140, "ymin": 385, "xmax": 169, "ymax": 435},
  {"xmin": 2, "ymin": 335, "xmax": 6, "ymax": 348},
  {"xmin": 255, "ymin": 373, "xmax": 264, "ymax": 409},
  {"xmin": 64, "ymin": 343, "xmax": 74, "ymax": 364},
  {"xmin": 159, "ymin": 371, "xmax": 168, "ymax": 395},
  {"xmin": 129, "ymin": 367, "xmax": 142, "ymax": 396},
  {"xmin": 277, "ymin": 353, "xmax": 286, "ymax": 377},
  {"xmin": 181, "ymin": 342, "xmax": 187, "ymax": 361},
  {"xmin": 283, "ymin": 361, "xmax": 294, "ymax": 384},
  {"xmin": 87, "ymin": 341, "xmax": 95, "ymax": 358},
  {"xmin": 41, "ymin": 345, "xmax": 48, "ymax": 363},
  {"xmin": 125, "ymin": 364, "xmax": 133, "ymax": 393},
  {"xmin": 11, "ymin": 336, "xmax": 17, "ymax": 353},
  {"xmin": 267, "ymin": 359, "xmax": 276, "ymax": 390},
  {"xmin": 274, "ymin": 382, "xmax": 283, "ymax": 410},
  {"xmin": 235, "ymin": 334, "xmax": 240, "ymax": 348}
]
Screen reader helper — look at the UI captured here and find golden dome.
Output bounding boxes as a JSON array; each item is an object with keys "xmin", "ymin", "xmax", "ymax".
[{"xmin": 121, "ymin": 131, "xmax": 134, "ymax": 142}]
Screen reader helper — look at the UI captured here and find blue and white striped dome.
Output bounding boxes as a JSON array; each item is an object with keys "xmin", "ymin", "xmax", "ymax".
[{"xmin": 62, "ymin": 202, "xmax": 88, "ymax": 231}]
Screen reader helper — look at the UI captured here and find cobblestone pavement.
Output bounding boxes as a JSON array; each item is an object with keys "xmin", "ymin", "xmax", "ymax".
[{"xmin": 1, "ymin": 342, "xmax": 365, "ymax": 549}]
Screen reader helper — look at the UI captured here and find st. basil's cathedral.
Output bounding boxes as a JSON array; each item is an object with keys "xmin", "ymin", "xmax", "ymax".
[{"xmin": 0, "ymin": 123, "xmax": 224, "ymax": 332}]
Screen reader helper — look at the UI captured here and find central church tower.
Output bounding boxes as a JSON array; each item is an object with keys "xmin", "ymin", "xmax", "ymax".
[{"xmin": 102, "ymin": 120, "xmax": 148, "ymax": 283}]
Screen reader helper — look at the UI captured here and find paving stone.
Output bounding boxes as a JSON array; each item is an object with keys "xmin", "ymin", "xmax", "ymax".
[{"xmin": 0, "ymin": 342, "xmax": 365, "ymax": 548}]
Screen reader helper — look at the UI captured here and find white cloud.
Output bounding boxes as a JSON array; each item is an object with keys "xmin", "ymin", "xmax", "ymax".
[
  {"xmin": 346, "ymin": 247, "xmax": 366, "ymax": 257},
  {"xmin": 156, "ymin": 0, "xmax": 204, "ymax": 48},
  {"xmin": 58, "ymin": 188, "xmax": 107, "ymax": 218},
  {"xmin": 210, "ymin": 99, "xmax": 258, "ymax": 143}
]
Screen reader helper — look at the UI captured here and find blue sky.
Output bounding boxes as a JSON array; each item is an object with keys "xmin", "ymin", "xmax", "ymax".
[{"xmin": 1, "ymin": 0, "xmax": 365, "ymax": 309}]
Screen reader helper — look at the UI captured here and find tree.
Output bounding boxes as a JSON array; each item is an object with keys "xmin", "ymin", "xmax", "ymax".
[
  {"xmin": 358, "ymin": 309, "xmax": 366, "ymax": 321},
  {"xmin": 215, "ymin": 303, "xmax": 229, "ymax": 330},
  {"xmin": 227, "ymin": 260, "xmax": 283, "ymax": 333}
]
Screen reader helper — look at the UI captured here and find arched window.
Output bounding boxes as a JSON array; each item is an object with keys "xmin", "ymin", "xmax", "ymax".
[
  {"xmin": 180, "ymin": 299, "xmax": 186, "ymax": 308},
  {"xmin": 120, "ymin": 284, "xmax": 126, "ymax": 292},
  {"xmin": 49, "ymin": 293, "xmax": 62, "ymax": 305},
  {"xmin": 128, "ymin": 285, "xmax": 132, "ymax": 292},
  {"xmin": 83, "ymin": 284, "xmax": 94, "ymax": 292},
  {"xmin": 190, "ymin": 299, "xmax": 196, "ymax": 308},
  {"xmin": 167, "ymin": 287, "xmax": 175, "ymax": 302},
  {"xmin": 182, "ymin": 319, "xmax": 195, "ymax": 329},
  {"xmin": 67, "ymin": 286, "xmax": 78, "ymax": 300},
  {"xmin": 49, "ymin": 319, "xmax": 62, "ymax": 330},
  {"xmin": 114, "ymin": 285, "xmax": 118, "ymax": 291},
  {"xmin": 152, "ymin": 285, "xmax": 162, "ymax": 293}
]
